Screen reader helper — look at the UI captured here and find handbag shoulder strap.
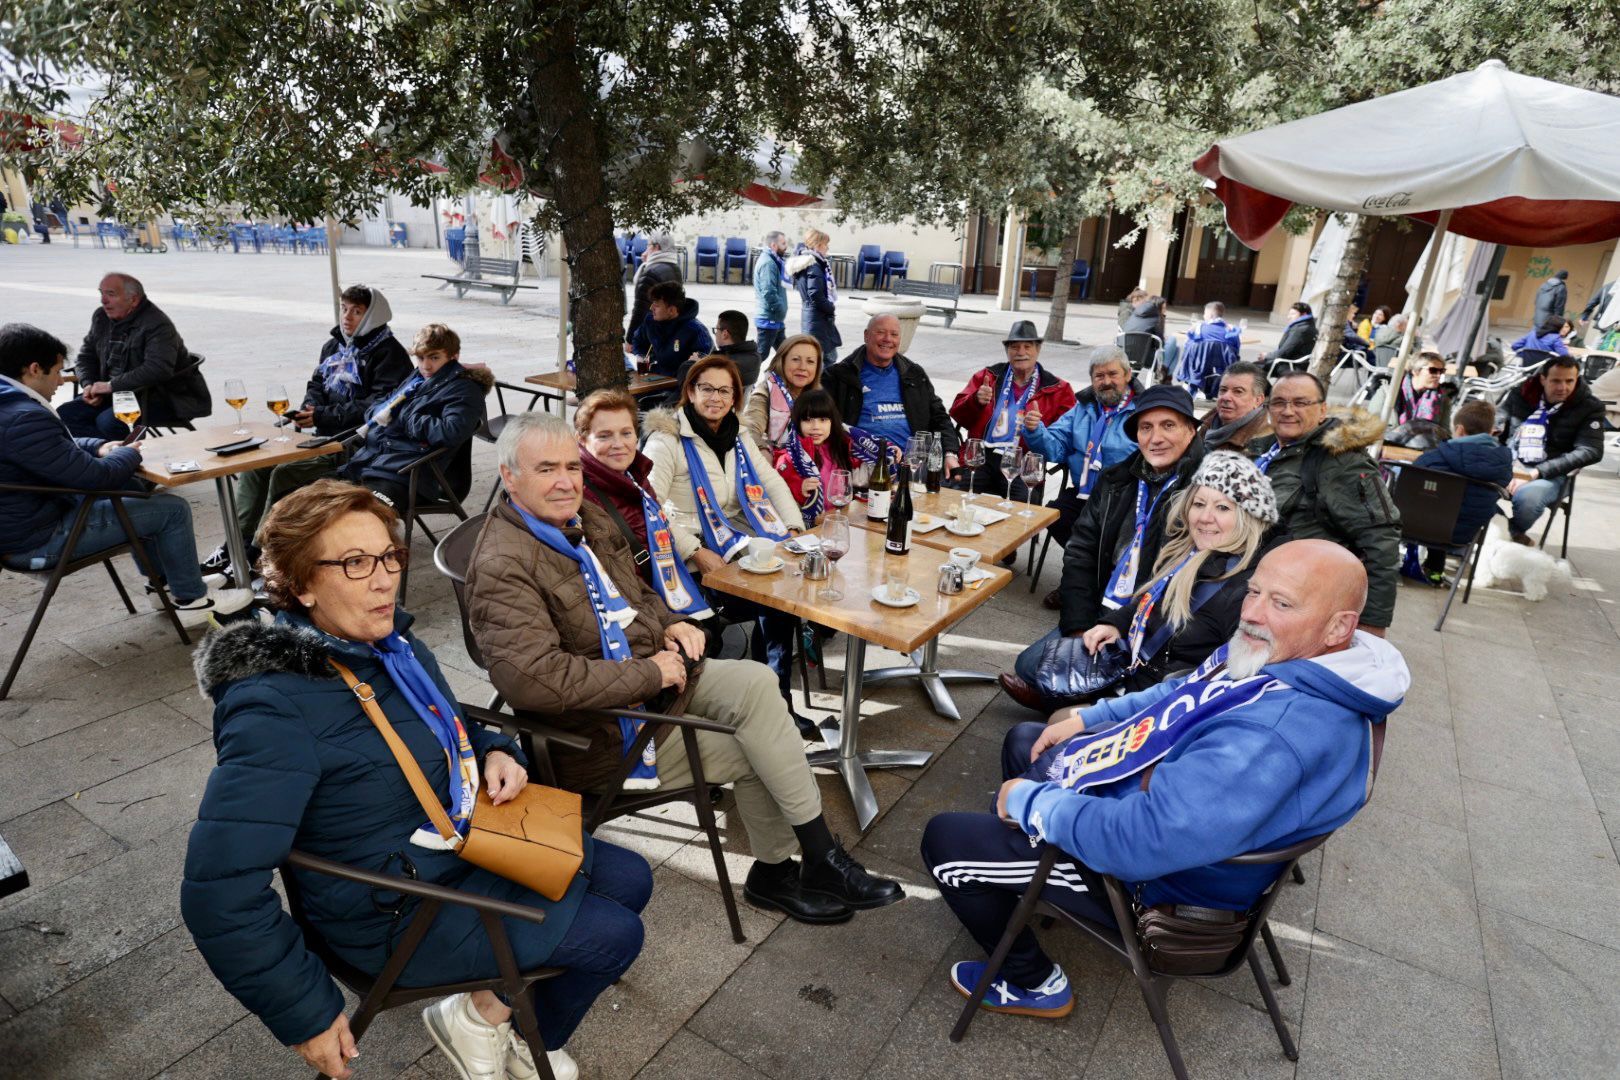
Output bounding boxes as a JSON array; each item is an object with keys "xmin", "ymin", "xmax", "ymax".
[
  {"xmin": 328, "ymin": 658, "xmax": 460, "ymax": 846},
  {"xmin": 582, "ymin": 476, "xmax": 651, "ymax": 567}
]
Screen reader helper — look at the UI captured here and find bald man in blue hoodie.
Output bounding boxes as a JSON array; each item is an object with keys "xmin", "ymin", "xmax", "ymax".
[{"xmin": 924, "ymin": 540, "xmax": 1409, "ymax": 1019}]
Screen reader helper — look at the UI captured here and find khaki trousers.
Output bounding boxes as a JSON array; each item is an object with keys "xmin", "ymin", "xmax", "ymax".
[{"xmin": 650, "ymin": 658, "xmax": 821, "ymax": 864}]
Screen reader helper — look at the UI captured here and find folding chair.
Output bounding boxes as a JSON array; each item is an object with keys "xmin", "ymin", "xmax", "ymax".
[
  {"xmin": 281, "ymin": 847, "xmax": 568, "ymax": 1080},
  {"xmin": 0, "ymin": 482, "xmax": 191, "ymax": 699},
  {"xmin": 949, "ymin": 834, "xmax": 1331, "ymax": 1079},
  {"xmin": 1389, "ymin": 464, "xmax": 1498, "ymax": 631},
  {"xmin": 1117, "ymin": 331, "xmax": 1163, "ymax": 375},
  {"xmin": 1537, "ymin": 469, "xmax": 1578, "ymax": 559},
  {"xmin": 432, "ymin": 517, "xmax": 747, "ymax": 944}
]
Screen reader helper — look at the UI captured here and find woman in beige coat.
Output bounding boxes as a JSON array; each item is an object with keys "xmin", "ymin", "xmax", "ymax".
[
  {"xmin": 643, "ymin": 354, "xmax": 809, "ymax": 724},
  {"xmin": 742, "ymin": 333, "xmax": 824, "ymax": 450}
]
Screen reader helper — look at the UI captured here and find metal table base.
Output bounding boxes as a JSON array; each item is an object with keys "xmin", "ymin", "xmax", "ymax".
[
  {"xmin": 805, "ymin": 637, "xmax": 933, "ymax": 830},
  {"xmin": 214, "ymin": 475, "xmax": 255, "ymax": 590},
  {"xmin": 861, "ymin": 638, "xmax": 997, "ymax": 721}
]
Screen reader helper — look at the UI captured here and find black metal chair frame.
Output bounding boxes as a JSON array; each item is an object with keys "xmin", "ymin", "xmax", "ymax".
[
  {"xmin": 0, "ymin": 482, "xmax": 191, "ymax": 700},
  {"xmin": 1026, "ymin": 464, "xmax": 1070, "ymax": 593},
  {"xmin": 1537, "ymin": 469, "xmax": 1577, "ymax": 559},
  {"xmin": 337, "ymin": 430, "xmax": 472, "ymax": 602},
  {"xmin": 432, "ymin": 515, "xmax": 746, "ymax": 944},
  {"xmin": 281, "ymin": 847, "xmax": 568, "ymax": 1080},
  {"xmin": 949, "ymin": 834, "xmax": 1331, "ymax": 1079},
  {"xmin": 1387, "ymin": 463, "xmax": 1502, "ymax": 631}
]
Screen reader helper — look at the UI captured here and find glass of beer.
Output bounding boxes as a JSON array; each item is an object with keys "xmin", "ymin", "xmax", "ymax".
[
  {"xmin": 267, "ymin": 383, "xmax": 291, "ymax": 441},
  {"xmin": 112, "ymin": 391, "xmax": 140, "ymax": 434},
  {"xmin": 223, "ymin": 378, "xmax": 248, "ymax": 434}
]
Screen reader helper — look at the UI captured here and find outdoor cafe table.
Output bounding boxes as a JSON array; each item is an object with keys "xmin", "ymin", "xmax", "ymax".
[
  {"xmin": 137, "ymin": 421, "xmax": 344, "ymax": 589},
  {"xmin": 702, "ymin": 524, "xmax": 1012, "ymax": 829},
  {"xmin": 523, "ymin": 370, "xmax": 677, "ymax": 421},
  {"xmin": 846, "ymin": 488, "xmax": 1059, "ymax": 565}
]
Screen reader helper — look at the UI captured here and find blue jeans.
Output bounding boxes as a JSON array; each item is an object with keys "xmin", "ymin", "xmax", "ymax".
[
  {"xmin": 4, "ymin": 492, "xmax": 208, "ymax": 602},
  {"xmin": 58, "ymin": 397, "xmax": 131, "ymax": 440},
  {"xmin": 757, "ymin": 326, "xmax": 785, "ymax": 359},
  {"xmin": 1014, "ymin": 627, "xmax": 1065, "ymax": 686},
  {"xmin": 1508, "ymin": 475, "xmax": 1566, "ymax": 536}
]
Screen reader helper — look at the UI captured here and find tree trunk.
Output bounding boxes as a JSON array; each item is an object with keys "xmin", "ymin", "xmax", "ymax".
[
  {"xmin": 1043, "ymin": 223, "xmax": 1084, "ymax": 343},
  {"xmin": 1310, "ymin": 214, "xmax": 1381, "ymax": 379},
  {"xmin": 515, "ymin": 19, "xmax": 627, "ymax": 395}
]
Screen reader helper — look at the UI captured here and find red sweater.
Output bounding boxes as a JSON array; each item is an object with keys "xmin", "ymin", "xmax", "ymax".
[{"xmin": 950, "ymin": 362, "xmax": 1077, "ymax": 446}]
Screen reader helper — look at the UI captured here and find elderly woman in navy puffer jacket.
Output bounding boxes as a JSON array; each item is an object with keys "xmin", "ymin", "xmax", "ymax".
[{"xmin": 181, "ymin": 480, "xmax": 648, "ymax": 1080}]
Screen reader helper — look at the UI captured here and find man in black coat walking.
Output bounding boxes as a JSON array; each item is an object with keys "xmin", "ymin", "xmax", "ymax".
[{"xmin": 1533, "ymin": 270, "xmax": 1568, "ymax": 332}]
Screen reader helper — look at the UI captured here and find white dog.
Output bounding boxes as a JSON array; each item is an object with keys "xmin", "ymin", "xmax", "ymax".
[{"xmin": 1470, "ymin": 517, "xmax": 1574, "ymax": 602}]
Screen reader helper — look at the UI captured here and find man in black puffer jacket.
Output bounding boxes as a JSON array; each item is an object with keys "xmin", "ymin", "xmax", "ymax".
[
  {"xmin": 1498, "ymin": 354, "xmax": 1605, "ymax": 542},
  {"xmin": 61, "ymin": 273, "xmax": 210, "ymax": 439}
]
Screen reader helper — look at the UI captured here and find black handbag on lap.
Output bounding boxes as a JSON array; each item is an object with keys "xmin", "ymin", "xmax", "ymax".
[{"xmin": 1032, "ymin": 637, "xmax": 1132, "ymax": 702}]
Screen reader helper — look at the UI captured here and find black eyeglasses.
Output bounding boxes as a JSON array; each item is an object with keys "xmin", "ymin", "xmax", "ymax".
[{"xmin": 316, "ymin": 548, "xmax": 409, "ymax": 579}]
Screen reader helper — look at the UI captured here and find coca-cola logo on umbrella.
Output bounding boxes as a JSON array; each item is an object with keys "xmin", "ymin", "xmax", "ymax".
[{"xmin": 1361, "ymin": 192, "xmax": 1415, "ymax": 210}]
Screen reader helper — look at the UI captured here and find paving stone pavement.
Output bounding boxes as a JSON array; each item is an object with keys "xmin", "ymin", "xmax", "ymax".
[{"xmin": 1, "ymin": 244, "xmax": 1616, "ymax": 1078}]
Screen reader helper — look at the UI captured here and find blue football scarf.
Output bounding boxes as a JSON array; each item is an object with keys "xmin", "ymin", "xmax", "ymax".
[
  {"xmin": 318, "ymin": 327, "xmax": 395, "ymax": 397},
  {"xmin": 370, "ymin": 632, "xmax": 481, "ymax": 845},
  {"xmin": 1045, "ymin": 645, "xmax": 1280, "ymax": 793},
  {"xmin": 1513, "ymin": 402, "xmax": 1559, "ymax": 466},
  {"xmin": 631, "ymin": 475, "xmax": 713, "ymax": 619},
  {"xmin": 1102, "ymin": 477, "xmax": 1178, "ymax": 610},
  {"xmin": 1125, "ymin": 550, "xmax": 1195, "ymax": 665},
  {"xmin": 363, "ymin": 370, "xmax": 425, "ymax": 430},
  {"xmin": 514, "ymin": 504, "xmax": 659, "ymax": 787},
  {"xmin": 785, "ymin": 434, "xmax": 826, "ymax": 522},
  {"xmin": 1077, "ymin": 392, "xmax": 1134, "ymax": 496},
  {"xmin": 681, "ymin": 435, "xmax": 791, "ymax": 558},
  {"xmin": 846, "ymin": 425, "xmax": 889, "ymax": 465},
  {"xmin": 985, "ymin": 365, "xmax": 1040, "ymax": 447},
  {"xmin": 1254, "ymin": 441, "xmax": 1283, "ymax": 474}
]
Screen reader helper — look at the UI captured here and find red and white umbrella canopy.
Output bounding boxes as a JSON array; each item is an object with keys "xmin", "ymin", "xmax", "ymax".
[{"xmin": 1194, "ymin": 60, "xmax": 1620, "ymax": 250}]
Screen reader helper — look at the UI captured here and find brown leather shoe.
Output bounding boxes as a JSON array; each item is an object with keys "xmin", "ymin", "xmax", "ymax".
[
  {"xmin": 999, "ymin": 673, "xmax": 1049, "ymax": 712},
  {"xmin": 1509, "ymin": 532, "xmax": 1534, "ymax": 547},
  {"xmin": 1041, "ymin": 588, "xmax": 1062, "ymax": 610}
]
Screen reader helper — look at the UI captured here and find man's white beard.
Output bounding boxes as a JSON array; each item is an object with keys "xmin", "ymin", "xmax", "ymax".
[{"xmin": 1226, "ymin": 626, "xmax": 1273, "ymax": 679}]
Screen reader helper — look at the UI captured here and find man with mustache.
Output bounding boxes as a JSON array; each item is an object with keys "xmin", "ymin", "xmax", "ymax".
[{"xmin": 924, "ymin": 540, "xmax": 1407, "ymax": 1021}]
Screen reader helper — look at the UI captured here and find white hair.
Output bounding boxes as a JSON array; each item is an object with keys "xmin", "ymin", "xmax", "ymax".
[
  {"xmin": 496, "ymin": 410, "xmax": 575, "ymax": 473},
  {"xmin": 101, "ymin": 272, "xmax": 144, "ymax": 299},
  {"xmin": 1088, "ymin": 345, "xmax": 1129, "ymax": 374}
]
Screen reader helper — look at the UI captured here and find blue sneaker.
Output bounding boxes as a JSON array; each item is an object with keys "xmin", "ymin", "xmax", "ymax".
[{"xmin": 949, "ymin": 961, "xmax": 1074, "ymax": 1018}]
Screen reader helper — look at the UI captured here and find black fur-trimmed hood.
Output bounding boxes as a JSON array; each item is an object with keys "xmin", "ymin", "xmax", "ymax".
[{"xmin": 193, "ymin": 619, "xmax": 337, "ymax": 700}]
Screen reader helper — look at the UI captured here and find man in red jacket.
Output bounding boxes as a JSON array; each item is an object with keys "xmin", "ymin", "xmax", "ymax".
[{"xmin": 950, "ymin": 320, "xmax": 1077, "ymax": 497}]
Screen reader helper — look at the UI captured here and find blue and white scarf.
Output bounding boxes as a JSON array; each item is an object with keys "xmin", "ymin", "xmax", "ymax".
[
  {"xmin": 1125, "ymin": 550, "xmax": 1196, "ymax": 666},
  {"xmin": 681, "ymin": 435, "xmax": 791, "ymax": 558},
  {"xmin": 631, "ymin": 474, "xmax": 713, "ymax": 619},
  {"xmin": 1254, "ymin": 441, "xmax": 1283, "ymax": 474},
  {"xmin": 317, "ymin": 327, "xmax": 396, "ymax": 397},
  {"xmin": 1513, "ymin": 402, "xmax": 1559, "ymax": 466},
  {"xmin": 1045, "ymin": 645, "xmax": 1280, "ymax": 793},
  {"xmin": 369, "ymin": 632, "xmax": 481, "ymax": 848},
  {"xmin": 362, "ymin": 370, "xmax": 425, "ymax": 432},
  {"xmin": 847, "ymin": 425, "xmax": 889, "ymax": 465},
  {"xmin": 1078, "ymin": 391, "xmax": 1134, "ymax": 495},
  {"xmin": 785, "ymin": 435, "xmax": 826, "ymax": 522},
  {"xmin": 1102, "ymin": 477, "xmax": 1177, "ymax": 609},
  {"xmin": 513, "ymin": 504, "xmax": 659, "ymax": 788},
  {"xmin": 986, "ymin": 365, "xmax": 1040, "ymax": 448}
]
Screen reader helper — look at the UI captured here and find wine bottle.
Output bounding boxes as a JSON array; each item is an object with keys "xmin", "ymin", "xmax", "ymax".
[
  {"xmin": 885, "ymin": 462, "xmax": 914, "ymax": 555},
  {"xmin": 867, "ymin": 440, "xmax": 892, "ymax": 521}
]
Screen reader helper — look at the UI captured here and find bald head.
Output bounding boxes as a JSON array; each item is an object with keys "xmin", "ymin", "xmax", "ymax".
[
  {"xmin": 1228, "ymin": 540, "xmax": 1367, "ymax": 677},
  {"xmin": 864, "ymin": 314, "xmax": 901, "ymax": 364}
]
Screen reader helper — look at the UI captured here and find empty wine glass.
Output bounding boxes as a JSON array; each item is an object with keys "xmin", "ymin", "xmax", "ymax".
[
  {"xmin": 1019, "ymin": 451, "xmax": 1046, "ymax": 517},
  {"xmin": 997, "ymin": 451, "xmax": 1020, "ymax": 509},
  {"xmin": 267, "ymin": 382, "xmax": 292, "ymax": 441},
  {"xmin": 223, "ymin": 378, "xmax": 248, "ymax": 435},
  {"xmin": 826, "ymin": 468, "xmax": 852, "ymax": 512},
  {"xmin": 819, "ymin": 515, "xmax": 850, "ymax": 601},
  {"xmin": 905, "ymin": 434, "xmax": 931, "ymax": 494},
  {"xmin": 962, "ymin": 438, "xmax": 986, "ymax": 499}
]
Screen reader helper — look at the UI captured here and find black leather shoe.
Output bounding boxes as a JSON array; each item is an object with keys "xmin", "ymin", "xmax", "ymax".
[
  {"xmin": 1041, "ymin": 588, "xmax": 1063, "ymax": 610},
  {"xmin": 744, "ymin": 859, "xmax": 853, "ymax": 924},
  {"xmin": 789, "ymin": 707, "xmax": 821, "ymax": 741},
  {"xmin": 800, "ymin": 842, "xmax": 904, "ymax": 910}
]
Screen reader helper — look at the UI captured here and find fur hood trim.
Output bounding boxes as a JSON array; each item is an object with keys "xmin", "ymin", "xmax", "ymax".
[
  {"xmin": 642, "ymin": 406, "xmax": 683, "ymax": 438},
  {"xmin": 1320, "ymin": 406, "xmax": 1385, "ymax": 454},
  {"xmin": 193, "ymin": 619, "xmax": 335, "ymax": 700},
  {"xmin": 460, "ymin": 364, "xmax": 496, "ymax": 394}
]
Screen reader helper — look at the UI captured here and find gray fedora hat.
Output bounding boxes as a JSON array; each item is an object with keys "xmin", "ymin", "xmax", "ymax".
[{"xmin": 1002, "ymin": 320, "xmax": 1041, "ymax": 344}]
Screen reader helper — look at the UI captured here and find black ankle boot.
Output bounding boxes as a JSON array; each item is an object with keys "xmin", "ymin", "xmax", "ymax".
[
  {"xmin": 743, "ymin": 859, "xmax": 853, "ymax": 925},
  {"xmin": 800, "ymin": 841, "xmax": 905, "ymax": 910}
]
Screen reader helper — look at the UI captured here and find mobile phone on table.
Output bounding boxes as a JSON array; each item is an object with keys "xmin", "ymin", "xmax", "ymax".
[{"xmin": 121, "ymin": 424, "xmax": 148, "ymax": 445}]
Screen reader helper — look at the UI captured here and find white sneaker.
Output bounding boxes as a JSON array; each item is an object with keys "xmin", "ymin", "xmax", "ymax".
[
  {"xmin": 423, "ymin": 994, "xmax": 508, "ymax": 1080},
  {"xmin": 172, "ymin": 586, "xmax": 255, "ymax": 628},
  {"xmin": 504, "ymin": 1028, "xmax": 578, "ymax": 1080}
]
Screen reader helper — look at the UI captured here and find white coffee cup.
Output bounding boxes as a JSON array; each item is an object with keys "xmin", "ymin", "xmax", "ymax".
[
  {"xmin": 948, "ymin": 547, "xmax": 981, "ymax": 571},
  {"xmin": 748, "ymin": 535, "xmax": 777, "ymax": 565}
]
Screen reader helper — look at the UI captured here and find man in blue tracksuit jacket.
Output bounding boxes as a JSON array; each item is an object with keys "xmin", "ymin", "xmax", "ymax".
[{"xmin": 923, "ymin": 540, "xmax": 1409, "ymax": 1018}]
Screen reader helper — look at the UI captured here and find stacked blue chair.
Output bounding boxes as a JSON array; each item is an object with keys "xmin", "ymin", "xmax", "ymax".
[
  {"xmin": 445, "ymin": 226, "xmax": 466, "ymax": 263},
  {"xmin": 854, "ymin": 244, "xmax": 883, "ymax": 289},
  {"xmin": 879, "ymin": 250, "xmax": 910, "ymax": 288},
  {"xmin": 389, "ymin": 222, "xmax": 408, "ymax": 248},
  {"xmin": 723, "ymin": 238, "xmax": 749, "ymax": 283},
  {"xmin": 1070, "ymin": 258, "xmax": 1091, "ymax": 300},
  {"xmin": 629, "ymin": 235, "xmax": 649, "ymax": 268},
  {"xmin": 694, "ymin": 236, "xmax": 720, "ymax": 282}
]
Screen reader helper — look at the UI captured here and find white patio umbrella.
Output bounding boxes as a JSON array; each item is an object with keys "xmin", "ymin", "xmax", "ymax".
[{"xmin": 1194, "ymin": 60, "xmax": 1620, "ymax": 424}]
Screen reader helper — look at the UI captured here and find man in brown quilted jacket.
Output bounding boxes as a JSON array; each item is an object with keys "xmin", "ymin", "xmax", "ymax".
[{"xmin": 466, "ymin": 412, "xmax": 902, "ymax": 925}]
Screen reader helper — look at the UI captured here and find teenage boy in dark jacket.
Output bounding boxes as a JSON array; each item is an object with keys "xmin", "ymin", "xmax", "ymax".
[
  {"xmin": 1412, "ymin": 400, "xmax": 1513, "ymax": 582},
  {"xmin": 630, "ymin": 282, "xmax": 714, "ymax": 379},
  {"xmin": 1497, "ymin": 354, "xmax": 1606, "ymax": 542},
  {"xmin": 0, "ymin": 323, "xmax": 251, "ymax": 627}
]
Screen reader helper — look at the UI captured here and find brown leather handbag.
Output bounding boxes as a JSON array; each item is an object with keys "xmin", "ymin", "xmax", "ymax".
[{"xmin": 330, "ymin": 660, "xmax": 585, "ymax": 901}]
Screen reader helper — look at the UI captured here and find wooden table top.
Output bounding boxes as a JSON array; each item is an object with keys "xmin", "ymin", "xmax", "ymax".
[
  {"xmin": 137, "ymin": 421, "xmax": 343, "ymax": 486},
  {"xmin": 701, "ymin": 522, "xmax": 1011, "ymax": 654},
  {"xmin": 1379, "ymin": 442, "xmax": 1535, "ymax": 482},
  {"xmin": 845, "ymin": 490, "xmax": 1058, "ymax": 564},
  {"xmin": 524, "ymin": 371, "xmax": 678, "ymax": 397}
]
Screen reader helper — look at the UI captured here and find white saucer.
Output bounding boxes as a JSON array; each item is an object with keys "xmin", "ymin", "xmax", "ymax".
[
  {"xmin": 739, "ymin": 555, "xmax": 784, "ymax": 574},
  {"xmin": 871, "ymin": 585, "xmax": 921, "ymax": 608},
  {"xmin": 945, "ymin": 519, "xmax": 985, "ymax": 537}
]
